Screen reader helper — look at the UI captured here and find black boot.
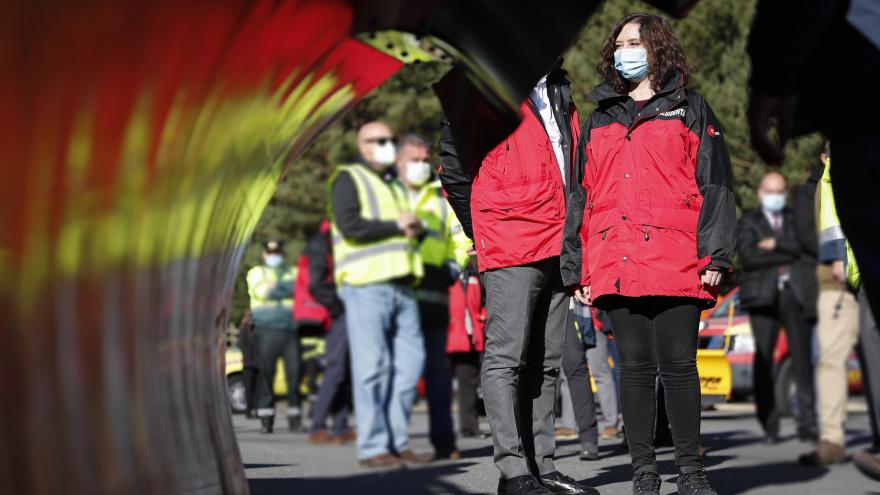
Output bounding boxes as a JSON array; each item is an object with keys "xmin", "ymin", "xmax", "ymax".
[
  {"xmin": 260, "ymin": 417, "xmax": 274, "ymax": 434},
  {"xmin": 676, "ymin": 470, "xmax": 717, "ymax": 495},
  {"xmin": 632, "ymin": 471, "xmax": 661, "ymax": 495},
  {"xmin": 288, "ymin": 414, "xmax": 301, "ymax": 432}
]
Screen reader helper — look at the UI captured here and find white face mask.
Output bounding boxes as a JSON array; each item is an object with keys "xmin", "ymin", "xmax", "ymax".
[
  {"xmin": 760, "ymin": 193, "xmax": 786, "ymax": 213},
  {"xmin": 405, "ymin": 161, "xmax": 432, "ymax": 186},
  {"xmin": 372, "ymin": 141, "xmax": 397, "ymax": 167},
  {"xmin": 264, "ymin": 254, "xmax": 283, "ymax": 267}
]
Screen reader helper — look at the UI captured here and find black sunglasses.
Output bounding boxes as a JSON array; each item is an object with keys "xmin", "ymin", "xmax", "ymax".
[{"xmin": 365, "ymin": 136, "xmax": 395, "ymax": 146}]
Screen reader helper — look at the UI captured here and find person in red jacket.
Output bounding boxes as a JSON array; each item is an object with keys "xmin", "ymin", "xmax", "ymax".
[
  {"xmin": 561, "ymin": 14, "xmax": 736, "ymax": 495},
  {"xmin": 440, "ymin": 60, "xmax": 598, "ymax": 495},
  {"xmin": 294, "ymin": 220, "xmax": 354, "ymax": 445},
  {"xmin": 446, "ymin": 257, "xmax": 490, "ymax": 440}
]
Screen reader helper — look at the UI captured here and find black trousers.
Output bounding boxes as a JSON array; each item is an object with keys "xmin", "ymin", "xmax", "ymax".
[
  {"xmin": 747, "ymin": 287, "xmax": 816, "ymax": 436},
  {"xmin": 605, "ymin": 296, "xmax": 703, "ymax": 475},
  {"xmin": 255, "ymin": 326, "xmax": 300, "ymax": 418},
  {"xmin": 242, "ymin": 367, "xmax": 259, "ymax": 412},
  {"xmin": 562, "ymin": 315, "xmax": 598, "ymax": 451},
  {"xmin": 450, "ymin": 351, "xmax": 482, "ymax": 434},
  {"xmin": 310, "ymin": 317, "xmax": 351, "ymax": 435}
]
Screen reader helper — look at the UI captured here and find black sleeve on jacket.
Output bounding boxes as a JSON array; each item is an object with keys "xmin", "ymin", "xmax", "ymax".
[
  {"xmin": 331, "ymin": 170, "xmax": 401, "ymax": 243},
  {"xmin": 438, "ymin": 117, "xmax": 475, "ymax": 239},
  {"xmin": 560, "ymin": 114, "xmax": 593, "ymax": 288},
  {"xmin": 691, "ymin": 94, "xmax": 737, "ymax": 272},
  {"xmin": 791, "ymin": 184, "xmax": 818, "ymax": 258},
  {"xmin": 736, "ymin": 211, "xmax": 797, "ymax": 271},
  {"xmin": 306, "ymin": 232, "xmax": 343, "ymax": 318}
]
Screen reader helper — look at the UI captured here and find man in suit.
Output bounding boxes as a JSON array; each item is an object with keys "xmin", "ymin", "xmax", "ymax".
[{"xmin": 737, "ymin": 172, "xmax": 818, "ymax": 443}]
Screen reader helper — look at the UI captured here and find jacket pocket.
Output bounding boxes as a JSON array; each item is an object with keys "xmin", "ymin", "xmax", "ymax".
[{"xmin": 643, "ymin": 199, "xmax": 700, "ymax": 232}]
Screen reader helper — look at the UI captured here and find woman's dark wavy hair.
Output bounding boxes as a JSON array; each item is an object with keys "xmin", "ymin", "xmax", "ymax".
[{"xmin": 598, "ymin": 13, "xmax": 693, "ymax": 94}]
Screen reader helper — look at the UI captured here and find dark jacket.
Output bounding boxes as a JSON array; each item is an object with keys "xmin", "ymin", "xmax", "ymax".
[
  {"xmin": 560, "ymin": 76, "xmax": 736, "ymax": 306},
  {"xmin": 737, "ymin": 207, "xmax": 812, "ymax": 311},
  {"xmin": 439, "ymin": 68, "xmax": 579, "ymax": 270},
  {"xmin": 791, "ymin": 166, "xmax": 822, "ymax": 320}
]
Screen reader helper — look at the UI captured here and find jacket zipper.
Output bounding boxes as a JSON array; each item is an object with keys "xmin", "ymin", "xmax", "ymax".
[
  {"xmin": 625, "ymin": 91, "xmax": 684, "ymax": 139},
  {"xmin": 643, "ymin": 225, "xmax": 649, "ymax": 241}
]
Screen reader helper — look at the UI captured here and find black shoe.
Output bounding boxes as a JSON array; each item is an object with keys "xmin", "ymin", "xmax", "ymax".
[
  {"xmin": 579, "ymin": 450, "xmax": 599, "ymax": 461},
  {"xmin": 461, "ymin": 429, "xmax": 492, "ymax": 439},
  {"xmin": 797, "ymin": 427, "xmax": 819, "ymax": 443},
  {"xmin": 497, "ymin": 475, "xmax": 552, "ymax": 495},
  {"xmin": 632, "ymin": 471, "xmax": 661, "ymax": 495},
  {"xmin": 260, "ymin": 417, "xmax": 274, "ymax": 434},
  {"xmin": 539, "ymin": 471, "xmax": 598, "ymax": 494},
  {"xmin": 763, "ymin": 431, "xmax": 780, "ymax": 445},
  {"xmin": 676, "ymin": 469, "xmax": 717, "ymax": 495},
  {"xmin": 288, "ymin": 415, "xmax": 302, "ymax": 432}
]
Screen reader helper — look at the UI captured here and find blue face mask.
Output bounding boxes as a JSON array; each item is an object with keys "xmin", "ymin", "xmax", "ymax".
[
  {"xmin": 614, "ymin": 48, "xmax": 649, "ymax": 82},
  {"xmin": 264, "ymin": 254, "xmax": 283, "ymax": 268},
  {"xmin": 761, "ymin": 193, "xmax": 786, "ymax": 213}
]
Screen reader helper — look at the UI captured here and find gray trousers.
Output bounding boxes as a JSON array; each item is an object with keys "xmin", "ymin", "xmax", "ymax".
[
  {"xmin": 858, "ymin": 288, "xmax": 880, "ymax": 448},
  {"xmin": 587, "ymin": 330, "xmax": 620, "ymax": 431},
  {"xmin": 482, "ymin": 257, "xmax": 568, "ymax": 479}
]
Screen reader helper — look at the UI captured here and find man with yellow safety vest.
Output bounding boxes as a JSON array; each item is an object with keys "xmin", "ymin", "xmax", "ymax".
[
  {"xmin": 328, "ymin": 121, "xmax": 429, "ymax": 469},
  {"xmin": 395, "ymin": 133, "xmax": 471, "ymax": 461},
  {"xmin": 801, "ymin": 145, "xmax": 880, "ymax": 471},
  {"xmin": 246, "ymin": 239, "xmax": 300, "ymax": 434}
]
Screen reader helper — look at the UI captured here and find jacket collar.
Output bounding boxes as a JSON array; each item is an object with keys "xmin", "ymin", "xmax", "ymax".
[{"xmin": 589, "ymin": 72, "xmax": 686, "ymax": 105}]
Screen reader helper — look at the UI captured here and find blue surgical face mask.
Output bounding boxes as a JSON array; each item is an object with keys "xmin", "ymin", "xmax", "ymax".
[
  {"xmin": 761, "ymin": 193, "xmax": 786, "ymax": 213},
  {"xmin": 614, "ymin": 48, "xmax": 649, "ymax": 82},
  {"xmin": 264, "ymin": 254, "xmax": 283, "ymax": 267}
]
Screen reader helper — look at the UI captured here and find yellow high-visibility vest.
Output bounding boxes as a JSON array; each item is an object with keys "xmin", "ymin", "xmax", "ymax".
[
  {"xmin": 246, "ymin": 264, "xmax": 296, "ymax": 328},
  {"xmin": 818, "ymin": 158, "xmax": 860, "ymax": 289},
  {"xmin": 328, "ymin": 163, "xmax": 423, "ymax": 286},
  {"xmin": 411, "ymin": 180, "xmax": 471, "ymax": 269}
]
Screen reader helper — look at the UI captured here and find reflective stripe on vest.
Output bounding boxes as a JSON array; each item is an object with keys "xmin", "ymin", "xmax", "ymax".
[
  {"xmin": 329, "ymin": 164, "xmax": 422, "ymax": 286},
  {"xmin": 818, "ymin": 158, "xmax": 860, "ymax": 288}
]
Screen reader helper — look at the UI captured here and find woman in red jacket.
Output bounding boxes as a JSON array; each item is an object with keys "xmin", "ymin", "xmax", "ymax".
[{"xmin": 561, "ymin": 14, "xmax": 736, "ymax": 495}]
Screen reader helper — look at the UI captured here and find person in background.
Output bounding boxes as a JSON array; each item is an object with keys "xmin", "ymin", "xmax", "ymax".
[
  {"xmin": 446, "ymin": 257, "xmax": 490, "ymax": 440},
  {"xmin": 588, "ymin": 311, "xmax": 620, "ymax": 440},
  {"xmin": 246, "ymin": 239, "xmax": 300, "ymax": 434},
  {"xmin": 737, "ymin": 172, "xmax": 818, "ymax": 444},
  {"xmin": 564, "ymin": 13, "xmax": 736, "ymax": 495},
  {"xmin": 328, "ymin": 121, "xmax": 427, "ymax": 469},
  {"xmin": 808, "ymin": 152, "xmax": 880, "ymax": 474},
  {"xmin": 295, "ymin": 220, "xmax": 355, "ymax": 445},
  {"xmin": 396, "ymin": 133, "xmax": 471, "ymax": 460},
  {"xmin": 440, "ymin": 58, "xmax": 598, "ymax": 495},
  {"xmin": 797, "ymin": 144, "xmax": 855, "ymax": 465},
  {"xmin": 557, "ymin": 300, "xmax": 600, "ymax": 461},
  {"xmin": 237, "ymin": 309, "xmax": 259, "ymax": 419},
  {"xmin": 746, "ymin": 0, "xmax": 880, "ymax": 343}
]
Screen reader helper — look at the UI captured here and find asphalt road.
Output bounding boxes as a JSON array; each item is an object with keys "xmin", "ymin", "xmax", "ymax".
[{"xmin": 237, "ymin": 400, "xmax": 880, "ymax": 495}]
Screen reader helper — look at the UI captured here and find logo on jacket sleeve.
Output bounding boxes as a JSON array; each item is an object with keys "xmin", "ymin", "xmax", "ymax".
[{"xmin": 707, "ymin": 124, "xmax": 721, "ymax": 137}]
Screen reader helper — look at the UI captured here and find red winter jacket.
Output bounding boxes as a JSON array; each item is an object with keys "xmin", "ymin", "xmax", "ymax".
[
  {"xmin": 293, "ymin": 221, "xmax": 336, "ymax": 331},
  {"xmin": 560, "ymin": 77, "xmax": 737, "ymax": 306},
  {"xmin": 440, "ymin": 70, "xmax": 579, "ymax": 271},
  {"xmin": 446, "ymin": 273, "xmax": 486, "ymax": 353}
]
